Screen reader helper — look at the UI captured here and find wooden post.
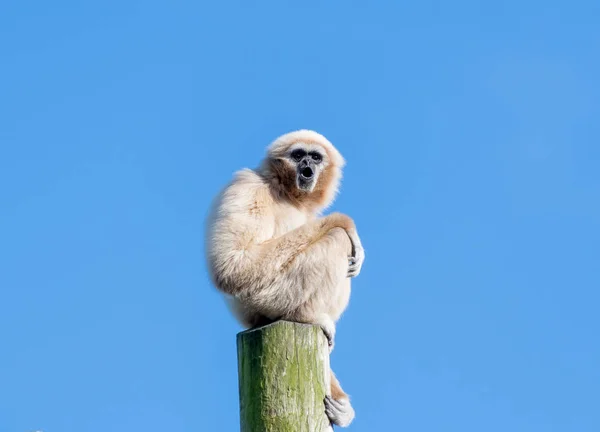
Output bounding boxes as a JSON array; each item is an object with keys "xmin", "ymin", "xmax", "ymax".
[{"xmin": 237, "ymin": 320, "xmax": 332, "ymax": 432}]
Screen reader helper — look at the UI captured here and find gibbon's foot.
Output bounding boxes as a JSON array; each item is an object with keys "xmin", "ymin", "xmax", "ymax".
[
  {"xmin": 315, "ymin": 315, "xmax": 336, "ymax": 353},
  {"xmin": 320, "ymin": 324, "xmax": 335, "ymax": 353},
  {"xmin": 325, "ymin": 395, "xmax": 355, "ymax": 427}
]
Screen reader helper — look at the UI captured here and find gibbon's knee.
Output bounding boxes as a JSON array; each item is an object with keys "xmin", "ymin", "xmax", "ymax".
[
  {"xmin": 323, "ymin": 212, "xmax": 356, "ymax": 233},
  {"xmin": 279, "ymin": 227, "xmax": 350, "ymax": 277},
  {"xmin": 325, "ymin": 227, "xmax": 353, "ymax": 257},
  {"xmin": 291, "ymin": 227, "xmax": 351, "ymax": 286}
]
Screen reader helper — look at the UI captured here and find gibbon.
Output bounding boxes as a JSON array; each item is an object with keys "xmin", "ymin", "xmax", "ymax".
[{"xmin": 205, "ymin": 130, "xmax": 364, "ymax": 427}]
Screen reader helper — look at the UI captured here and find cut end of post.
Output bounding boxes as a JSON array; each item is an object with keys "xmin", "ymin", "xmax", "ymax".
[{"xmin": 237, "ymin": 320, "xmax": 332, "ymax": 432}]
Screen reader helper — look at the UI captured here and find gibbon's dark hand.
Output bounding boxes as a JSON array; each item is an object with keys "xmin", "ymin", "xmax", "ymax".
[{"xmin": 347, "ymin": 231, "xmax": 364, "ymax": 278}]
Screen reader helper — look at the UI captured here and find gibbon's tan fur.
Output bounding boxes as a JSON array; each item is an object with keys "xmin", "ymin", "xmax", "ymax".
[{"xmin": 205, "ymin": 130, "xmax": 364, "ymax": 428}]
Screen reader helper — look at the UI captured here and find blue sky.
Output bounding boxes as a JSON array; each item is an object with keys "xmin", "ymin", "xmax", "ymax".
[{"xmin": 1, "ymin": 1, "xmax": 599, "ymax": 431}]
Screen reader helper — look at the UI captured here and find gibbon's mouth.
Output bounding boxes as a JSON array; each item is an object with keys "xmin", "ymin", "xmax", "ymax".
[
  {"xmin": 297, "ymin": 171, "xmax": 316, "ymax": 192},
  {"xmin": 300, "ymin": 167, "xmax": 314, "ymax": 179}
]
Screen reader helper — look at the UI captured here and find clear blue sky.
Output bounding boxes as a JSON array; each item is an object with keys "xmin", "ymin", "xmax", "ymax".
[{"xmin": 1, "ymin": 1, "xmax": 599, "ymax": 431}]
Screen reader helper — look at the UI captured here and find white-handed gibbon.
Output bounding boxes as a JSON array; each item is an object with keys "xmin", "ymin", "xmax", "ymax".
[{"xmin": 206, "ymin": 130, "xmax": 365, "ymax": 427}]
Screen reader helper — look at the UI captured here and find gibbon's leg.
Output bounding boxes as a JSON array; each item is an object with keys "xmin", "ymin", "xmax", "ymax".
[
  {"xmin": 291, "ymin": 276, "xmax": 351, "ymax": 352},
  {"xmin": 325, "ymin": 369, "xmax": 355, "ymax": 427},
  {"xmin": 296, "ymin": 239, "xmax": 353, "ymax": 351},
  {"xmin": 329, "ymin": 277, "xmax": 351, "ymax": 322},
  {"xmin": 242, "ymin": 221, "xmax": 353, "ymax": 337},
  {"xmin": 276, "ymin": 227, "xmax": 351, "ymax": 348}
]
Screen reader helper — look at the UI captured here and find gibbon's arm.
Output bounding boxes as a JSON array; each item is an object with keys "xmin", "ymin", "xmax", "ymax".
[
  {"xmin": 231, "ymin": 213, "xmax": 355, "ymax": 315},
  {"xmin": 237, "ymin": 212, "xmax": 358, "ymax": 341},
  {"xmin": 258, "ymin": 212, "xmax": 355, "ymax": 268}
]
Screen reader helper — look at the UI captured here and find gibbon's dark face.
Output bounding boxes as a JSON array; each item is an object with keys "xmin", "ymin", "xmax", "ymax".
[{"xmin": 288, "ymin": 146, "xmax": 324, "ymax": 192}]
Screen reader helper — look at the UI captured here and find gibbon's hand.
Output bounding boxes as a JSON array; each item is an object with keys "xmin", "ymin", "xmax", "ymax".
[
  {"xmin": 347, "ymin": 257, "xmax": 360, "ymax": 278},
  {"xmin": 347, "ymin": 231, "xmax": 364, "ymax": 278}
]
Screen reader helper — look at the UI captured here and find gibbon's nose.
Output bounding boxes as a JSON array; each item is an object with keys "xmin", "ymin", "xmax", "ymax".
[{"xmin": 301, "ymin": 166, "xmax": 314, "ymax": 179}]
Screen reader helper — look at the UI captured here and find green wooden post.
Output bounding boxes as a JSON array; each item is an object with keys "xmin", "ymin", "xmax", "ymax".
[{"xmin": 237, "ymin": 320, "xmax": 332, "ymax": 432}]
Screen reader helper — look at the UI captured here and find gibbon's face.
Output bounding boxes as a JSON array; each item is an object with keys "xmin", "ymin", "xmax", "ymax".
[{"xmin": 286, "ymin": 143, "xmax": 327, "ymax": 193}]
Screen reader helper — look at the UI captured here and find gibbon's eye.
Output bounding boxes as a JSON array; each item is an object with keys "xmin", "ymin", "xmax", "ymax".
[
  {"xmin": 291, "ymin": 149, "xmax": 305, "ymax": 161},
  {"xmin": 310, "ymin": 152, "xmax": 323, "ymax": 163}
]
